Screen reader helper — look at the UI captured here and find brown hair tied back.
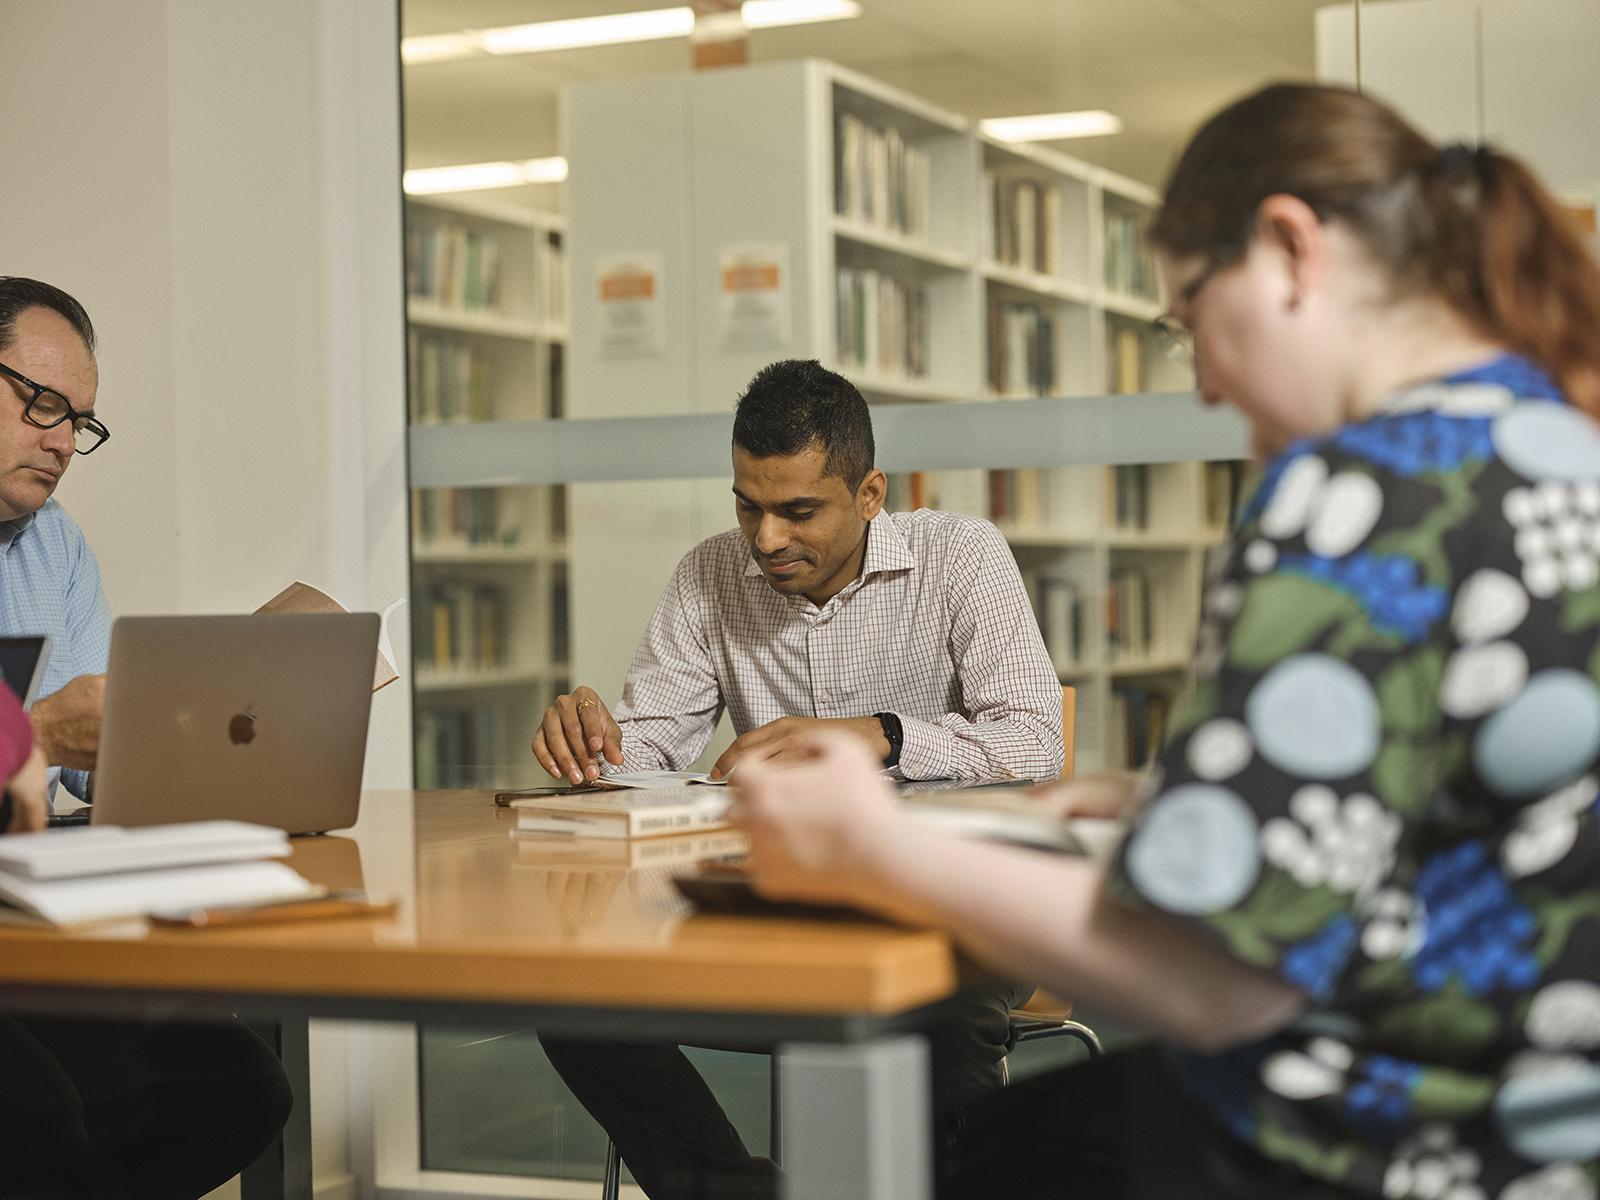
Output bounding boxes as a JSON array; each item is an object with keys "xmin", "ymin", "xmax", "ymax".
[{"xmin": 1151, "ymin": 84, "xmax": 1600, "ymax": 416}]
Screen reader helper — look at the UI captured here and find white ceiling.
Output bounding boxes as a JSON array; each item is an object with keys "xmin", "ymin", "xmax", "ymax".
[{"xmin": 402, "ymin": 0, "xmax": 1340, "ymax": 206}]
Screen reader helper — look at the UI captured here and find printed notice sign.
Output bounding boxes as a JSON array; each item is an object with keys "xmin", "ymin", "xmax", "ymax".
[
  {"xmin": 717, "ymin": 244, "xmax": 790, "ymax": 352},
  {"xmin": 596, "ymin": 253, "xmax": 665, "ymax": 357}
]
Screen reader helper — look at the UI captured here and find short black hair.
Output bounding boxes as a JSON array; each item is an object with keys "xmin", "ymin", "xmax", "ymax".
[
  {"xmin": 732, "ymin": 360, "xmax": 875, "ymax": 491},
  {"xmin": 0, "ymin": 277, "xmax": 96, "ymax": 355}
]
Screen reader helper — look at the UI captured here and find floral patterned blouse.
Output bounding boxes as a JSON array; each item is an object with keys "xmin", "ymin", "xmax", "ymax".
[{"xmin": 1110, "ymin": 355, "xmax": 1600, "ymax": 1200}]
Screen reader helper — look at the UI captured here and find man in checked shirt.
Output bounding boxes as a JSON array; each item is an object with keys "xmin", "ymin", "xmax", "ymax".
[{"xmin": 533, "ymin": 358, "xmax": 1064, "ymax": 1200}]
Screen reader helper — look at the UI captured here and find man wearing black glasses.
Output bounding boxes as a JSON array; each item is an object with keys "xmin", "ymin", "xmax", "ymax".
[
  {"xmin": 0, "ymin": 278, "xmax": 112, "ymax": 804},
  {"xmin": 0, "ymin": 277, "xmax": 292, "ymax": 1198}
]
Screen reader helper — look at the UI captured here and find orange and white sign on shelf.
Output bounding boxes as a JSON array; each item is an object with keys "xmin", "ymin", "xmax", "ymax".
[
  {"xmin": 595, "ymin": 253, "xmax": 665, "ymax": 357},
  {"xmin": 718, "ymin": 243, "xmax": 790, "ymax": 352}
]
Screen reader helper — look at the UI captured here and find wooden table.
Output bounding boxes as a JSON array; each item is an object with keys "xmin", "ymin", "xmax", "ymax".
[{"xmin": 0, "ymin": 791, "xmax": 968, "ymax": 1199}]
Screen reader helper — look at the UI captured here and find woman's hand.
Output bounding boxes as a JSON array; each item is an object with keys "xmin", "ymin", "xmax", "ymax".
[
  {"xmin": 732, "ymin": 728, "xmax": 901, "ymax": 908},
  {"xmin": 4, "ymin": 745, "xmax": 48, "ymax": 834}
]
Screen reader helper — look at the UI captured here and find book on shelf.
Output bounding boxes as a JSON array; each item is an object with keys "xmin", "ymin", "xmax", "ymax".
[
  {"xmin": 1203, "ymin": 461, "xmax": 1249, "ymax": 532},
  {"xmin": 987, "ymin": 300, "xmax": 1058, "ymax": 397},
  {"xmin": 549, "ymin": 561, "xmax": 570, "ymax": 666},
  {"xmin": 407, "ymin": 331, "xmax": 495, "ymax": 424},
  {"xmin": 1020, "ymin": 569, "xmax": 1085, "ymax": 667},
  {"xmin": 512, "ymin": 828, "xmax": 749, "ymax": 870},
  {"xmin": 985, "ymin": 174, "xmax": 1061, "ymax": 276},
  {"xmin": 988, "ymin": 467, "xmax": 1096, "ymax": 531},
  {"xmin": 835, "ymin": 267, "xmax": 929, "ymax": 379},
  {"xmin": 532, "ymin": 228, "xmax": 566, "ymax": 325},
  {"xmin": 1105, "ymin": 566, "xmax": 1152, "ymax": 662},
  {"xmin": 406, "ymin": 219, "xmax": 504, "ymax": 311},
  {"xmin": 412, "ymin": 488, "xmax": 523, "ymax": 548},
  {"xmin": 414, "ymin": 580, "xmax": 507, "ymax": 672},
  {"xmin": 0, "ymin": 822, "xmax": 316, "ymax": 927},
  {"xmin": 1109, "ymin": 464, "xmax": 1151, "ymax": 530},
  {"xmin": 510, "ymin": 787, "xmax": 732, "ymax": 839},
  {"xmin": 415, "ymin": 703, "xmax": 498, "ymax": 789},
  {"xmin": 1108, "ymin": 687, "xmax": 1172, "ymax": 772},
  {"xmin": 834, "ymin": 112, "xmax": 930, "ymax": 237},
  {"xmin": 1103, "ymin": 207, "xmax": 1157, "ymax": 299},
  {"xmin": 1111, "ymin": 327, "xmax": 1143, "ymax": 394}
]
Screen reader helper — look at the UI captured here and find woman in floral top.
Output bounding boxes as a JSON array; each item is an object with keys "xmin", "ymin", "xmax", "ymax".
[{"xmin": 732, "ymin": 83, "xmax": 1600, "ymax": 1200}]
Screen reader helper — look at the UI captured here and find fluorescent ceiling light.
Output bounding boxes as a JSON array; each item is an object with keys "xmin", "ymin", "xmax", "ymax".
[
  {"xmin": 741, "ymin": 0, "xmax": 862, "ymax": 29},
  {"xmin": 403, "ymin": 157, "xmax": 569, "ymax": 195},
  {"xmin": 480, "ymin": 7, "xmax": 695, "ymax": 55},
  {"xmin": 401, "ymin": 0, "xmax": 862, "ymax": 63},
  {"xmin": 400, "ymin": 32, "xmax": 483, "ymax": 64},
  {"xmin": 981, "ymin": 110, "xmax": 1124, "ymax": 142}
]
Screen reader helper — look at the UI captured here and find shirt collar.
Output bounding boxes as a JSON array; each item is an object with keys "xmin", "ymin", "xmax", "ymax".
[
  {"xmin": 0, "ymin": 510, "xmax": 37, "ymax": 556},
  {"xmin": 742, "ymin": 510, "xmax": 918, "ymax": 580}
]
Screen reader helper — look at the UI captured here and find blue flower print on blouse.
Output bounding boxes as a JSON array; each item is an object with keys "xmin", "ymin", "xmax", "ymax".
[
  {"xmin": 1345, "ymin": 1055, "xmax": 1423, "ymax": 1141},
  {"xmin": 1283, "ymin": 915, "xmax": 1359, "ymax": 1001},
  {"xmin": 1278, "ymin": 552, "xmax": 1450, "ymax": 645},
  {"xmin": 1444, "ymin": 354, "xmax": 1562, "ymax": 400},
  {"xmin": 1333, "ymin": 412, "xmax": 1494, "ymax": 478},
  {"xmin": 1413, "ymin": 841, "xmax": 1540, "ymax": 996}
]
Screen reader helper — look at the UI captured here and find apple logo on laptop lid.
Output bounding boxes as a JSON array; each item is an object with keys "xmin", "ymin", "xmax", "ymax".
[{"xmin": 228, "ymin": 706, "xmax": 258, "ymax": 746}]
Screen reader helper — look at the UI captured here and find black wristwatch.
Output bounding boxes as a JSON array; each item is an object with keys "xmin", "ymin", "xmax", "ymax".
[{"xmin": 874, "ymin": 712, "xmax": 903, "ymax": 770}]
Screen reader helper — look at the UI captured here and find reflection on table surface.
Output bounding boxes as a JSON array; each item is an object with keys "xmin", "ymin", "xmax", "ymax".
[{"xmin": 0, "ymin": 791, "xmax": 960, "ymax": 1017}]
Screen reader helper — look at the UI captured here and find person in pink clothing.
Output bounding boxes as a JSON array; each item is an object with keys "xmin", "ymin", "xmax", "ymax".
[{"xmin": 0, "ymin": 681, "xmax": 47, "ymax": 833}]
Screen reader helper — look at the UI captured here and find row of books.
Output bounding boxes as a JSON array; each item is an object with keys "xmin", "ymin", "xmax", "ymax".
[
  {"xmin": 1108, "ymin": 687, "xmax": 1173, "ymax": 771},
  {"xmin": 987, "ymin": 467, "xmax": 1094, "ymax": 529},
  {"xmin": 415, "ymin": 704, "xmax": 499, "ymax": 790},
  {"xmin": 414, "ymin": 582, "xmax": 508, "ymax": 672},
  {"xmin": 1104, "ymin": 207, "xmax": 1158, "ymax": 300},
  {"xmin": 406, "ymin": 220, "xmax": 505, "ymax": 311},
  {"xmin": 835, "ymin": 267, "xmax": 929, "ymax": 379},
  {"xmin": 412, "ymin": 488, "xmax": 520, "ymax": 548},
  {"xmin": 987, "ymin": 301, "xmax": 1059, "ymax": 397},
  {"xmin": 1024, "ymin": 573, "xmax": 1086, "ymax": 666},
  {"xmin": 1204, "ymin": 461, "xmax": 1250, "ymax": 532},
  {"xmin": 1106, "ymin": 566, "xmax": 1153, "ymax": 661},
  {"xmin": 834, "ymin": 113, "xmax": 930, "ymax": 237},
  {"xmin": 985, "ymin": 175, "xmax": 1062, "ymax": 276},
  {"xmin": 1110, "ymin": 464, "xmax": 1153, "ymax": 530},
  {"xmin": 408, "ymin": 332, "xmax": 494, "ymax": 424}
]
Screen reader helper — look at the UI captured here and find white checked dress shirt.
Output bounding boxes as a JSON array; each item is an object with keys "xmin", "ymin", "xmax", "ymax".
[{"xmin": 611, "ymin": 509, "xmax": 1064, "ymax": 782}]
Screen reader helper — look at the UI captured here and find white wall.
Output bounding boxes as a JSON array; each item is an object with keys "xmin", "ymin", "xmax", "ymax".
[
  {"xmin": 1317, "ymin": 0, "xmax": 1600, "ymax": 191},
  {"xmin": 0, "ymin": 1, "xmax": 411, "ymax": 1194}
]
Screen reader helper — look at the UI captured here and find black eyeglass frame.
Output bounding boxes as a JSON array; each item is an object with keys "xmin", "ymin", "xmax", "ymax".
[
  {"xmin": 0, "ymin": 361, "xmax": 110, "ymax": 455},
  {"xmin": 1150, "ymin": 258, "xmax": 1225, "ymax": 366}
]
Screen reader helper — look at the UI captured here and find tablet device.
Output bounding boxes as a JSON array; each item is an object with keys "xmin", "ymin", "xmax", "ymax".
[{"xmin": 0, "ymin": 636, "xmax": 50, "ymax": 708}]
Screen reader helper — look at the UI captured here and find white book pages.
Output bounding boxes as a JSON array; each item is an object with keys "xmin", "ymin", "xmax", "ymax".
[
  {"xmin": 0, "ymin": 821, "xmax": 291, "ymax": 880},
  {"xmin": 0, "ymin": 860, "xmax": 319, "ymax": 927}
]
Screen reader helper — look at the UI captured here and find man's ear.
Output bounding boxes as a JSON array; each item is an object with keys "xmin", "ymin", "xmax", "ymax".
[
  {"xmin": 1255, "ymin": 192, "xmax": 1330, "ymax": 312},
  {"xmin": 856, "ymin": 468, "xmax": 887, "ymax": 519}
]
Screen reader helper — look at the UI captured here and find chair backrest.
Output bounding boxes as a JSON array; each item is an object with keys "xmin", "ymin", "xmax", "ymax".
[{"xmin": 1060, "ymin": 685, "xmax": 1076, "ymax": 781}]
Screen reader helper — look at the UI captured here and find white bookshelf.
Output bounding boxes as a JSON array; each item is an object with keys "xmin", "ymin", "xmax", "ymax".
[
  {"xmin": 565, "ymin": 59, "xmax": 1246, "ymax": 771},
  {"xmin": 404, "ymin": 194, "xmax": 570, "ymax": 788}
]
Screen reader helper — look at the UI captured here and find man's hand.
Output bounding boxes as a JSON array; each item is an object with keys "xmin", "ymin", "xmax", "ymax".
[
  {"xmin": 732, "ymin": 729, "xmax": 900, "ymax": 907},
  {"xmin": 532, "ymin": 686, "xmax": 622, "ymax": 785},
  {"xmin": 710, "ymin": 715, "xmax": 889, "ymax": 781},
  {"xmin": 3, "ymin": 745, "xmax": 48, "ymax": 833},
  {"xmin": 29, "ymin": 674, "xmax": 105, "ymax": 772}
]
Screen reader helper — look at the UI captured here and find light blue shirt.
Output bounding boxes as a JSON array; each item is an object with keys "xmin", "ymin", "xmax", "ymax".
[{"xmin": 0, "ymin": 499, "xmax": 112, "ymax": 800}]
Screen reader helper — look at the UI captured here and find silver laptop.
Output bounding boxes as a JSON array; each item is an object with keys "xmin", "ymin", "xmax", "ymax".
[{"xmin": 91, "ymin": 614, "xmax": 379, "ymax": 834}]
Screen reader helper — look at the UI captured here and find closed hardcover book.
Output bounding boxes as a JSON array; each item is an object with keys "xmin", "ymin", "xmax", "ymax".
[
  {"xmin": 513, "ymin": 828, "xmax": 749, "ymax": 869},
  {"xmin": 511, "ymin": 787, "xmax": 732, "ymax": 839}
]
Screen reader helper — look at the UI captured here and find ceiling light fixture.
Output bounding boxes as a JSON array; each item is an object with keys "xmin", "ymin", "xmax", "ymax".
[
  {"xmin": 402, "ymin": 157, "xmax": 569, "ymax": 195},
  {"xmin": 741, "ymin": 0, "xmax": 862, "ymax": 29},
  {"xmin": 400, "ymin": 0, "xmax": 863, "ymax": 64},
  {"xmin": 980, "ymin": 110, "xmax": 1124, "ymax": 143},
  {"xmin": 479, "ymin": 7, "xmax": 696, "ymax": 55}
]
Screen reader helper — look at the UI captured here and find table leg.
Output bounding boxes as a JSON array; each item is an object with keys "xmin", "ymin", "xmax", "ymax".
[
  {"xmin": 778, "ymin": 1034, "xmax": 930, "ymax": 1200},
  {"xmin": 240, "ymin": 1017, "xmax": 313, "ymax": 1200}
]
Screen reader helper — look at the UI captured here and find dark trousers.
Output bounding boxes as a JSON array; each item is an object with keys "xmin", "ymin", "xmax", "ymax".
[
  {"xmin": 540, "ymin": 984, "xmax": 1027, "ymax": 1200},
  {"xmin": 938, "ymin": 1044, "xmax": 1365, "ymax": 1200},
  {"xmin": 0, "ymin": 1013, "xmax": 293, "ymax": 1200}
]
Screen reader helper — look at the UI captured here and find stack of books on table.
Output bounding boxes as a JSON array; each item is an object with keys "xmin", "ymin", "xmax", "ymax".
[{"xmin": 0, "ymin": 822, "xmax": 318, "ymax": 927}]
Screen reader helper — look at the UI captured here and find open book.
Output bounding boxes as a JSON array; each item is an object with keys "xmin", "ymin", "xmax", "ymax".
[
  {"xmin": 257, "ymin": 581, "xmax": 403, "ymax": 693},
  {"xmin": 0, "ymin": 822, "xmax": 319, "ymax": 926}
]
